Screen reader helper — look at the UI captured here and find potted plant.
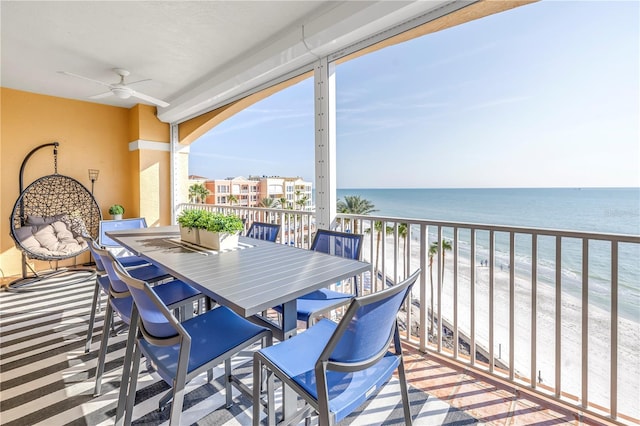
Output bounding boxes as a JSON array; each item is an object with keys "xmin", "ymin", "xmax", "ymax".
[
  {"xmin": 108, "ymin": 204, "xmax": 125, "ymax": 220},
  {"xmin": 177, "ymin": 208, "xmax": 206, "ymax": 245},
  {"xmin": 199, "ymin": 212, "xmax": 244, "ymax": 250}
]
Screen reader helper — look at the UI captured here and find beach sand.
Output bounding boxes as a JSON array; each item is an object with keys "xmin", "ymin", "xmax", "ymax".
[{"xmin": 360, "ymin": 236, "xmax": 640, "ymax": 419}]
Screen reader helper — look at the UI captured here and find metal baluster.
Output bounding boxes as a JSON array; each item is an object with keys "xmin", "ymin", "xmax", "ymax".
[
  {"xmin": 555, "ymin": 236, "xmax": 562, "ymax": 398},
  {"xmin": 581, "ymin": 238, "xmax": 589, "ymax": 408},
  {"xmin": 470, "ymin": 228, "xmax": 476, "ymax": 366},
  {"xmin": 531, "ymin": 234, "xmax": 538, "ymax": 389},
  {"xmin": 509, "ymin": 232, "xmax": 515, "ymax": 380}
]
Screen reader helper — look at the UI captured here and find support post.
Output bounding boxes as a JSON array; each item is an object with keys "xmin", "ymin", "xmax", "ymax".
[{"xmin": 314, "ymin": 57, "xmax": 337, "ymax": 230}]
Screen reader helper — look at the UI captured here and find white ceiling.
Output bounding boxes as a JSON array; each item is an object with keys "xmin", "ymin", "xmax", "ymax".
[{"xmin": 1, "ymin": 1, "xmax": 472, "ymax": 123}]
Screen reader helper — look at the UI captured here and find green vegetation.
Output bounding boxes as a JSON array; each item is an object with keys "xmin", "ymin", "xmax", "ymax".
[
  {"xmin": 108, "ymin": 204, "xmax": 124, "ymax": 215},
  {"xmin": 188, "ymin": 183, "xmax": 210, "ymax": 203},
  {"xmin": 259, "ymin": 198, "xmax": 277, "ymax": 208},
  {"xmin": 428, "ymin": 239, "xmax": 452, "ymax": 335},
  {"xmin": 337, "ymin": 195, "xmax": 377, "ymax": 215},
  {"xmin": 203, "ymin": 212, "xmax": 244, "ymax": 234},
  {"xmin": 177, "ymin": 208, "xmax": 243, "ymax": 234},
  {"xmin": 176, "ymin": 208, "xmax": 208, "ymax": 229},
  {"xmin": 337, "ymin": 195, "xmax": 377, "ymax": 234}
]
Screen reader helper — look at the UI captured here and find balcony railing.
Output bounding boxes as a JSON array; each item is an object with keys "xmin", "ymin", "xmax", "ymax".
[
  {"xmin": 175, "ymin": 203, "xmax": 639, "ymax": 424},
  {"xmin": 177, "ymin": 203, "xmax": 316, "ymax": 248}
]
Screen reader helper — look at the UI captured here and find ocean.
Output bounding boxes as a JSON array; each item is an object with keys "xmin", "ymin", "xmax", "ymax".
[{"xmin": 336, "ymin": 187, "xmax": 640, "ymax": 322}]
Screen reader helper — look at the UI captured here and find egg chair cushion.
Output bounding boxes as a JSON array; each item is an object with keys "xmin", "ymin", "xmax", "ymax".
[{"xmin": 14, "ymin": 220, "xmax": 87, "ymax": 258}]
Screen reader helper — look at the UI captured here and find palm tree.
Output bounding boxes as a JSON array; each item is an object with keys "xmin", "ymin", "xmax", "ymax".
[
  {"xmin": 294, "ymin": 189, "xmax": 302, "ymax": 209},
  {"xmin": 428, "ymin": 242, "xmax": 438, "ymax": 335},
  {"xmin": 278, "ymin": 197, "xmax": 288, "ymax": 209},
  {"xmin": 428, "ymin": 239, "xmax": 452, "ymax": 335},
  {"xmin": 188, "ymin": 185, "xmax": 199, "ymax": 203},
  {"xmin": 188, "ymin": 183, "xmax": 209, "ymax": 203},
  {"xmin": 439, "ymin": 239, "xmax": 453, "ymax": 288},
  {"xmin": 228, "ymin": 194, "xmax": 238, "ymax": 206},
  {"xmin": 398, "ymin": 223, "xmax": 409, "ymax": 279},
  {"xmin": 337, "ymin": 195, "xmax": 377, "ymax": 234},
  {"xmin": 198, "ymin": 185, "xmax": 210, "ymax": 203},
  {"xmin": 296, "ymin": 195, "xmax": 309, "ymax": 211},
  {"xmin": 259, "ymin": 197, "xmax": 277, "ymax": 208}
]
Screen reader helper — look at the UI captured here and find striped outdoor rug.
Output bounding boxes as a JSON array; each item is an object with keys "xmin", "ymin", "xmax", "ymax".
[{"xmin": 0, "ymin": 277, "xmax": 478, "ymax": 425}]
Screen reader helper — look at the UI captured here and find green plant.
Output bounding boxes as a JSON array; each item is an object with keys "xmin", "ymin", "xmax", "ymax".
[
  {"xmin": 177, "ymin": 208, "xmax": 207, "ymax": 229},
  {"xmin": 204, "ymin": 212, "xmax": 244, "ymax": 234},
  {"xmin": 108, "ymin": 204, "xmax": 125, "ymax": 215},
  {"xmin": 177, "ymin": 209, "xmax": 243, "ymax": 234}
]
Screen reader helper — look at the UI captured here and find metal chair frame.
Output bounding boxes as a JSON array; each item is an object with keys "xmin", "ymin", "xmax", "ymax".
[
  {"xmin": 254, "ymin": 270, "xmax": 420, "ymax": 426},
  {"xmin": 275, "ymin": 229, "xmax": 364, "ymax": 327},
  {"xmin": 113, "ymin": 260, "xmax": 272, "ymax": 426}
]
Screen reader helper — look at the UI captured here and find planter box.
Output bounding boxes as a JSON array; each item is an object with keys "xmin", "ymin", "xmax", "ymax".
[
  {"xmin": 199, "ymin": 230, "xmax": 239, "ymax": 251},
  {"xmin": 179, "ymin": 226, "xmax": 200, "ymax": 245}
]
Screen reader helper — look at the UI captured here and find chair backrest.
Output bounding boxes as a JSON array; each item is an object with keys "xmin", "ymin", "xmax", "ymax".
[
  {"xmin": 92, "ymin": 244, "xmax": 130, "ymax": 294},
  {"xmin": 83, "ymin": 235, "xmax": 106, "ymax": 272},
  {"xmin": 112, "ymin": 258, "xmax": 180, "ymax": 341},
  {"xmin": 311, "ymin": 229, "xmax": 363, "ymax": 260},
  {"xmin": 320, "ymin": 269, "xmax": 420, "ymax": 369},
  {"xmin": 99, "ymin": 217, "xmax": 147, "ymax": 247},
  {"xmin": 246, "ymin": 222, "xmax": 280, "ymax": 242}
]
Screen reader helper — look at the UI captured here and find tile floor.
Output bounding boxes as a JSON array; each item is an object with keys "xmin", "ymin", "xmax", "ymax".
[
  {"xmin": 0, "ymin": 276, "xmax": 631, "ymax": 425},
  {"xmin": 401, "ymin": 344, "xmax": 624, "ymax": 426}
]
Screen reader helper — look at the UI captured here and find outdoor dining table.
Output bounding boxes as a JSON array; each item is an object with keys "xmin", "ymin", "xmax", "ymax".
[
  {"xmin": 107, "ymin": 225, "xmax": 370, "ymax": 421},
  {"xmin": 106, "ymin": 225, "xmax": 370, "ymax": 340}
]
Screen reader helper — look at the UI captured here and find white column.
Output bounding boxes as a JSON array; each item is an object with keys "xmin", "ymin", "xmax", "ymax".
[
  {"xmin": 314, "ymin": 57, "xmax": 337, "ymax": 230},
  {"xmin": 170, "ymin": 123, "xmax": 181, "ymax": 224}
]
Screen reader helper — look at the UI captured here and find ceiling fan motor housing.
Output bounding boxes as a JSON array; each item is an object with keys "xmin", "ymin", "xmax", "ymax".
[{"xmin": 111, "ymin": 87, "xmax": 131, "ymax": 99}]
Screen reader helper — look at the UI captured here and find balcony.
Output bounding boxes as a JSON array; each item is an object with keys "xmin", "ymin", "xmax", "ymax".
[
  {"xmin": 178, "ymin": 203, "xmax": 640, "ymax": 424},
  {"xmin": 1, "ymin": 205, "xmax": 636, "ymax": 425}
]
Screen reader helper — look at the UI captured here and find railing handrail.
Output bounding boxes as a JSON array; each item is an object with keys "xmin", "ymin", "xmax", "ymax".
[{"xmin": 336, "ymin": 212, "xmax": 640, "ymax": 242}]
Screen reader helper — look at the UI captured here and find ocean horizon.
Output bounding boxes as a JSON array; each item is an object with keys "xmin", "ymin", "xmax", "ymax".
[{"xmin": 336, "ymin": 187, "xmax": 640, "ymax": 233}]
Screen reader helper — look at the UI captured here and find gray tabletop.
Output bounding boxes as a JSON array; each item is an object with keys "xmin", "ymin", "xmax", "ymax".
[{"xmin": 107, "ymin": 226, "xmax": 370, "ymax": 338}]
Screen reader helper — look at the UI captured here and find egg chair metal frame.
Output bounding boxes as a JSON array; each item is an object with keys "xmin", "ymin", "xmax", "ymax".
[{"xmin": 8, "ymin": 142, "xmax": 101, "ymax": 291}]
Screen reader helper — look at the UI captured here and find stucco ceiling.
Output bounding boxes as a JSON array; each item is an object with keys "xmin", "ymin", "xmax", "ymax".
[{"xmin": 1, "ymin": 1, "xmax": 475, "ymax": 123}]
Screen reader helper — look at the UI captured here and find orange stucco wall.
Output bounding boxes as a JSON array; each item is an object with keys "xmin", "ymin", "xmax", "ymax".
[
  {"xmin": 127, "ymin": 104, "xmax": 172, "ymax": 226},
  {"xmin": 0, "ymin": 88, "xmax": 170, "ymax": 277}
]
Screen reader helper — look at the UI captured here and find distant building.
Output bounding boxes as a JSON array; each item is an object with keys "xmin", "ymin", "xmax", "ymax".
[
  {"xmin": 203, "ymin": 176, "xmax": 259, "ymax": 206},
  {"xmin": 188, "ymin": 174, "xmax": 209, "ymax": 182},
  {"xmin": 199, "ymin": 175, "xmax": 312, "ymax": 209},
  {"xmin": 260, "ymin": 176, "xmax": 313, "ymax": 210}
]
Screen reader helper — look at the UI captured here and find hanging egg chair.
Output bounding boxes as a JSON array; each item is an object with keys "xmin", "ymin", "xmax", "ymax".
[{"xmin": 8, "ymin": 142, "xmax": 101, "ymax": 290}]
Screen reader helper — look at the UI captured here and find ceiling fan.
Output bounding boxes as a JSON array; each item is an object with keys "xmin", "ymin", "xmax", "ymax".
[{"xmin": 59, "ymin": 68, "xmax": 169, "ymax": 108}]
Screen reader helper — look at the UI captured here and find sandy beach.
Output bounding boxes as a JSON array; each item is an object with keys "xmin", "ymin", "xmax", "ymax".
[{"xmin": 361, "ymin": 235, "xmax": 640, "ymax": 419}]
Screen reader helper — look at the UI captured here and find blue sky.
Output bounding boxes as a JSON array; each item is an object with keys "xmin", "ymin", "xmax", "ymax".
[{"xmin": 189, "ymin": 1, "xmax": 639, "ymax": 189}]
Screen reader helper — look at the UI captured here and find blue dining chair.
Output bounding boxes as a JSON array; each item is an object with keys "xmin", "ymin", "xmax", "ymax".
[
  {"xmin": 83, "ymin": 236, "xmax": 173, "ymax": 353},
  {"xmin": 246, "ymin": 221, "xmax": 281, "ymax": 242},
  {"xmin": 253, "ymin": 269, "xmax": 420, "ymax": 426},
  {"xmin": 92, "ymin": 246, "xmax": 202, "ymax": 396},
  {"xmin": 275, "ymin": 229, "xmax": 363, "ymax": 327},
  {"xmin": 112, "ymin": 259, "xmax": 273, "ymax": 426},
  {"xmin": 83, "ymin": 236, "xmax": 176, "ymax": 353}
]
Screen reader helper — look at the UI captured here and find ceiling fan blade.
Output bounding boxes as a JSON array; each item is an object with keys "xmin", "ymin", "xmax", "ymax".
[
  {"xmin": 58, "ymin": 71, "xmax": 113, "ymax": 88},
  {"xmin": 126, "ymin": 78, "xmax": 152, "ymax": 86},
  {"xmin": 88, "ymin": 91, "xmax": 114, "ymax": 99},
  {"xmin": 130, "ymin": 90, "xmax": 169, "ymax": 108}
]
